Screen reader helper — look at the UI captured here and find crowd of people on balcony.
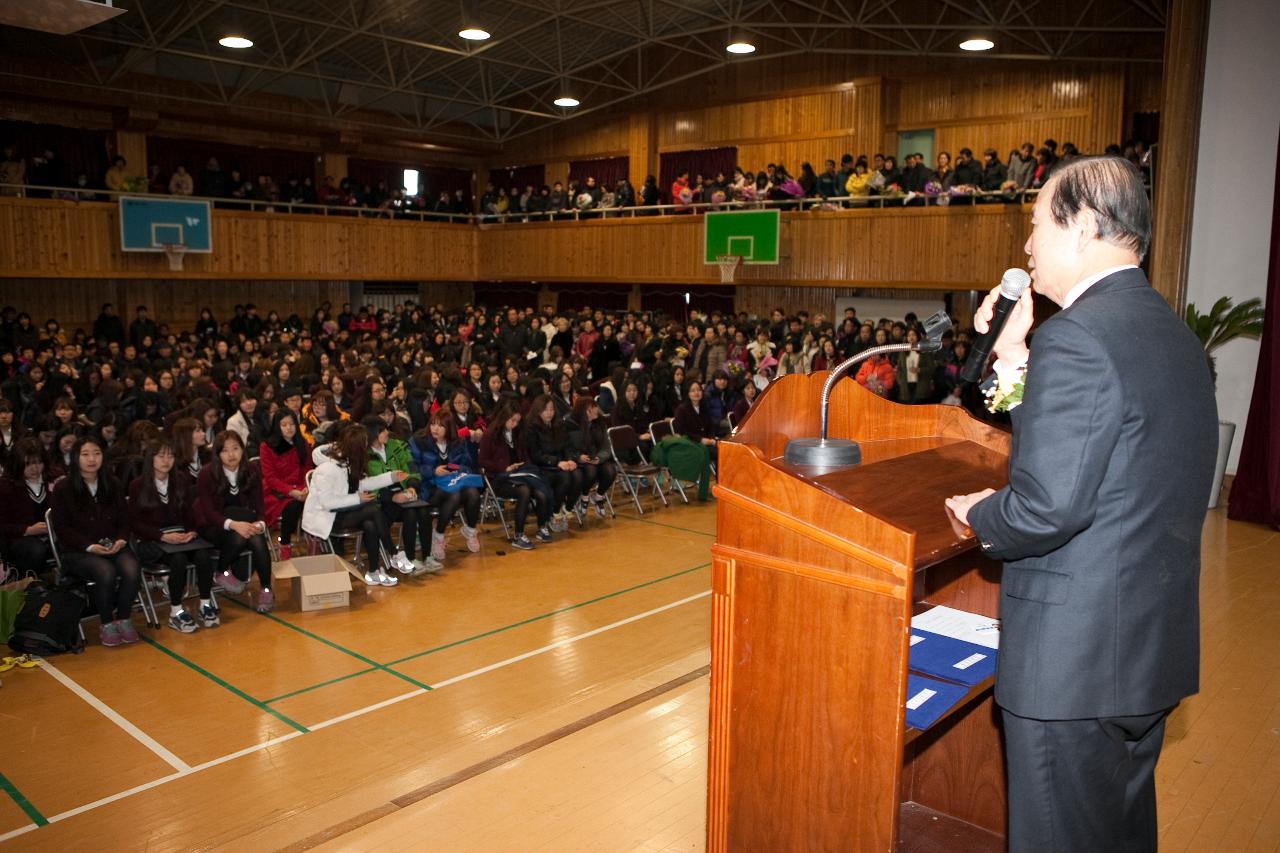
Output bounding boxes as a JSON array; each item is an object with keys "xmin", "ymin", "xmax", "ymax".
[
  {"xmin": 0, "ymin": 295, "xmax": 984, "ymax": 642},
  {"xmin": 1, "ymin": 136, "xmax": 1153, "ymax": 218}
]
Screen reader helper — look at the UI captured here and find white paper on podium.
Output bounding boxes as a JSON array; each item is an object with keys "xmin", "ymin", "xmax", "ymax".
[{"xmin": 911, "ymin": 605, "xmax": 1000, "ymax": 650}]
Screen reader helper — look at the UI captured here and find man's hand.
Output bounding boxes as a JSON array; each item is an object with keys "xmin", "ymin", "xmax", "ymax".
[
  {"xmin": 974, "ymin": 282, "xmax": 1035, "ymax": 366},
  {"xmin": 945, "ymin": 488, "xmax": 996, "ymax": 527}
]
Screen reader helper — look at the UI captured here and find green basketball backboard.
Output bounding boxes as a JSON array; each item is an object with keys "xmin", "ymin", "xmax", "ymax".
[{"xmin": 704, "ymin": 209, "xmax": 780, "ymax": 264}]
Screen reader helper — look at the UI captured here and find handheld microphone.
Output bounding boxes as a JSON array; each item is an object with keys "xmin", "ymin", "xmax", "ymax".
[{"xmin": 960, "ymin": 268, "xmax": 1031, "ymax": 383}]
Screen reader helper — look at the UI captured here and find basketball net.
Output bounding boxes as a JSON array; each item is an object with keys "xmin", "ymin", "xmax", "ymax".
[
  {"xmin": 162, "ymin": 243, "xmax": 187, "ymax": 272},
  {"xmin": 715, "ymin": 255, "xmax": 742, "ymax": 283}
]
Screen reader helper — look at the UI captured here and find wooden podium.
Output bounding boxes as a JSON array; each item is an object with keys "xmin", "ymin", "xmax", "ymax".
[{"xmin": 708, "ymin": 372, "xmax": 1012, "ymax": 852}]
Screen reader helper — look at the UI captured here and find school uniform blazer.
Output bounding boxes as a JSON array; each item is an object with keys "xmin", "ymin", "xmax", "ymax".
[{"xmin": 967, "ymin": 268, "xmax": 1218, "ymax": 720}]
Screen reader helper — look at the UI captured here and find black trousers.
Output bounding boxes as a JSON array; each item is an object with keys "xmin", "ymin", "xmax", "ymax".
[
  {"xmin": 332, "ymin": 502, "xmax": 394, "ymax": 571},
  {"xmin": 278, "ymin": 499, "xmax": 304, "ymax": 545},
  {"xmin": 135, "ymin": 540, "xmax": 215, "ymax": 605},
  {"xmin": 578, "ymin": 461, "xmax": 617, "ymax": 497},
  {"xmin": 2, "ymin": 535, "xmax": 53, "ymax": 579},
  {"xmin": 199, "ymin": 525, "xmax": 272, "ymax": 589},
  {"xmin": 62, "ymin": 549, "xmax": 141, "ymax": 622},
  {"xmin": 381, "ymin": 499, "xmax": 432, "ymax": 560},
  {"xmin": 426, "ymin": 487, "xmax": 481, "ymax": 533},
  {"xmin": 491, "ymin": 477, "xmax": 551, "ymax": 531},
  {"xmin": 1001, "ymin": 706, "xmax": 1171, "ymax": 853},
  {"xmin": 539, "ymin": 467, "xmax": 584, "ymax": 513}
]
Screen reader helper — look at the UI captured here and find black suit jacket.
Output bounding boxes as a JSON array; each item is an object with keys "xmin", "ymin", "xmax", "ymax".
[{"xmin": 968, "ymin": 268, "xmax": 1217, "ymax": 719}]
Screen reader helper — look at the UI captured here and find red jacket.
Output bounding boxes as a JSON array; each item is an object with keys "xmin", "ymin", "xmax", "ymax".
[
  {"xmin": 258, "ymin": 442, "xmax": 312, "ymax": 525},
  {"xmin": 855, "ymin": 356, "xmax": 896, "ymax": 396}
]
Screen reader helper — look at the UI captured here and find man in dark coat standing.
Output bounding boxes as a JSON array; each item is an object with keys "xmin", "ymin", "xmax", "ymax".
[{"xmin": 947, "ymin": 157, "xmax": 1217, "ymax": 852}]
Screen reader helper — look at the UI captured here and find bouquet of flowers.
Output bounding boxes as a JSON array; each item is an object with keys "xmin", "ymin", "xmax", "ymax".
[
  {"xmin": 923, "ymin": 179, "xmax": 943, "ymax": 197},
  {"xmin": 879, "ymin": 183, "xmax": 903, "ymax": 198}
]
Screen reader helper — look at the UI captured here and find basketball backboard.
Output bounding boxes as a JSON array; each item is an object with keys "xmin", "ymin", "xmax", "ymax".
[
  {"xmin": 119, "ymin": 196, "xmax": 213, "ymax": 253},
  {"xmin": 703, "ymin": 209, "xmax": 780, "ymax": 265}
]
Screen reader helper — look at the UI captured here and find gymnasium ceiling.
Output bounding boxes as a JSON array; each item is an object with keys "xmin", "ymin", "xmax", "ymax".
[{"xmin": 0, "ymin": 0, "xmax": 1168, "ymax": 146}]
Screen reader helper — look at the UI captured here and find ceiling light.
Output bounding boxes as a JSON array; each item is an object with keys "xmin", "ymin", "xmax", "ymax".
[
  {"xmin": 959, "ymin": 37, "xmax": 994, "ymax": 51},
  {"xmin": 726, "ymin": 40, "xmax": 756, "ymax": 54},
  {"xmin": 218, "ymin": 35, "xmax": 253, "ymax": 49},
  {"xmin": 458, "ymin": 27, "xmax": 490, "ymax": 40},
  {"xmin": 554, "ymin": 96, "xmax": 580, "ymax": 108}
]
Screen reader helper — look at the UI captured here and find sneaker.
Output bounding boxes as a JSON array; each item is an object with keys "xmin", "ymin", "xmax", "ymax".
[
  {"xmin": 392, "ymin": 551, "xmax": 414, "ymax": 574},
  {"xmin": 364, "ymin": 570, "xmax": 382, "ymax": 586},
  {"xmin": 549, "ymin": 514, "xmax": 568, "ymax": 533},
  {"xmin": 590, "ymin": 495, "xmax": 607, "ymax": 517},
  {"xmin": 411, "ymin": 556, "xmax": 443, "ymax": 576},
  {"xmin": 99, "ymin": 621, "xmax": 123, "ymax": 647},
  {"xmin": 512, "ymin": 534, "xmax": 534, "ymax": 550},
  {"xmin": 214, "ymin": 571, "xmax": 246, "ymax": 595},
  {"xmin": 376, "ymin": 568, "xmax": 399, "ymax": 587},
  {"xmin": 117, "ymin": 619, "xmax": 140, "ymax": 644},
  {"xmin": 431, "ymin": 531, "xmax": 447, "ymax": 562},
  {"xmin": 461, "ymin": 524, "xmax": 480, "ymax": 553},
  {"xmin": 199, "ymin": 603, "xmax": 221, "ymax": 628},
  {"xmin": 256, "ymin": 588, "xmax": 275, "ymax": 613},
  {"xmin": 536, "ymin": 527, "xmax": 552, "ymax": 543},
  {"xmin": 168, "ymin": 609, "xmax": 198, "ymax": 634},
  {"xmin": 278, "ymin": 543, "xmax": 292, "ymax": 561}
]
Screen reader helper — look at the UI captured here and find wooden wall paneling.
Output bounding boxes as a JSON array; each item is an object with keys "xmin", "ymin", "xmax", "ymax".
[{"xmin": 628, "ymin": 113, "xmax": 658, "ymax": 188}]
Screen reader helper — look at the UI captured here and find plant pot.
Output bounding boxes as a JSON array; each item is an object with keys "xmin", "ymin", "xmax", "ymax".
[{"xmin": 1209, "ymin": 421, "xmax": 1236, "ymax": 509}]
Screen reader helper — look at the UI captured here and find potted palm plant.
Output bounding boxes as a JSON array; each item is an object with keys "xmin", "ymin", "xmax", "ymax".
[{"xmin": 1185, "ymin": 296, "xmax": 1266, "ymax": 508}]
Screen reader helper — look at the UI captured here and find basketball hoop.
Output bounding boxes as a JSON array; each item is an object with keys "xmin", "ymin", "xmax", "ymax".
[
  {"xmin": 715, "ymin": 254, "xmax": 742, "ymax": 283},
  {"xmin": 161, "ymin": 243, "xmax": 187, "ymax": 272}
]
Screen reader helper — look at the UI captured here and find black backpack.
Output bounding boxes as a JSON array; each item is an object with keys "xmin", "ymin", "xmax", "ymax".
[{"xmin": 9, "ymin": 582, "xmax": 87, "ymax": 656}]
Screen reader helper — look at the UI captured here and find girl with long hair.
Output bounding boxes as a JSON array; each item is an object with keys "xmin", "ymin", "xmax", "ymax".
[
  {"xmin": 363, "ymin": 416, "xmax": 439, "ymax": 575},
  {"xmin": 129, "ymin": 439, "xmax": 217, "ymax": 632},
  {"xmin": 193, "ymin": 430, "xmax": 275, "ymax": 611},
  {"xmin": 49, "ymin": 435, "xmax": 142, "ymax": 647},
  {"xmin": 478, "ymin": 401, "xmax": 553, "ymax": 549},
  {"xmin": 170, "ymin": 416, "xmax": 208, "ymax": 486},
  {"xmin": 259, "ymin": 410, "xmax": 312, "ymax": 560},
  {"xmin": 408, "ymin": 410, "xmax": 483, "ymax": 562},
  {"xmin": 567, "ymin": 396, "xmax": 617, "ymax": 518},
  {"xmin": 0, "ymin": 438, "xmax": 54, "ymax": 579},
  {"xmin": 523, "ymin": 393, "xmax": 583, "ymax": 530},
  {"xmin": 302, "ymin": 423, "xmax": 406, "ymax": 586}
]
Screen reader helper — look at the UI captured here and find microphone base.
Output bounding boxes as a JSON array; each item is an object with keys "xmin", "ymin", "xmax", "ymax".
[{"xmin": 783, "ymin": 438, "xmax": 862, "ymax": 469}]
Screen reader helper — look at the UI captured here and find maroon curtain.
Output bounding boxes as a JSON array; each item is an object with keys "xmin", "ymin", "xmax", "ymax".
[
  {"xmin": 149, "ymin": 137, "xmax": 312, "ymax": 185},
  {"xmin": 0, "ymin": 120, "xmax": 109, "ymax": 186},
  {"xmin": 569, "ymin": 156, "xmax": 629, "ymax": 188},
  {"xmin": 488, "ymin": 164, "xmax": 546, "ymax": 193},
  {"xmin": 659, "ymin": 147, "xmax": 737, "ymax": 201},
  {"xmin": 640, "ymin": 284, "xmax": 735, "ymax": 323},
  {"xmin": 552, "ymin": 283, "xmax": 632, "ymax": 312},
  {"xmin": 1227, "ymin": 139, "xmax": 1280, "ymax": 526}
]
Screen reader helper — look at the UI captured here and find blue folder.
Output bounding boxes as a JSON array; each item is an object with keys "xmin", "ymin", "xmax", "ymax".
[
  {"xmin": 907, "ymin": 629, "xmax": 997, "ymax": 687},
  {"xmin": 904, "ymin": 674, "xmax": 971, "ymax": 731}
]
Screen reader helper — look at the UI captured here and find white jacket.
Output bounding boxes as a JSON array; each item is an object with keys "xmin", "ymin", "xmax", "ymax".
[{"xmin": 301, "ymin": 454, "xmax": 396, "ymax": 539}]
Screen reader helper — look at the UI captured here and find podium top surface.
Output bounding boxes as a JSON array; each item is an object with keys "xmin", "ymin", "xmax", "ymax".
[{"xmin": 772, "ymin": 436, "xmax": 1007, "ymax": 568}]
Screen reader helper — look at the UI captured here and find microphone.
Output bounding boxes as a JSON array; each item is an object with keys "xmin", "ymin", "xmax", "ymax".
[{"xmin": 960, "ymin": 268, "xmax": 1031, "ymax": 383}]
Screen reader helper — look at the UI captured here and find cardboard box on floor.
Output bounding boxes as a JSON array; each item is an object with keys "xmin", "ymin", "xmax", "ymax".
[{"xmin": 271, "ymin": 554, "xmax": 363, "ymax": 611}]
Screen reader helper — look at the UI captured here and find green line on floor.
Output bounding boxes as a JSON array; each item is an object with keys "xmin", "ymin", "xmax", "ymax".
[
  {"xmin": 141, "ymin": 635, "xmax": 309, "ymax": 733},
  {"xmin": 630, "ymin": 516, "xmax": 716, "ymax": 538},
  {"xmin": 0, "ymin": 772, "xmax": 47, "ymax": 828},
  {"xmin": 223, "ymin": 598, "xmax": 433, "ymax": 693},
  {"xmin": 384, "ymin": 561, "xmax": 712, "ymax": 667},
  {"xmin": 263, "ymin": 666, "xmax": 378, "ymax": 705}
]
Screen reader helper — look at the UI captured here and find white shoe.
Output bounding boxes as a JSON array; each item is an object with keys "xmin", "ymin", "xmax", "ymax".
[
  {"xmin": 412, "ymin": 556, "xmax": 443, "ymax": 576},
  {"xmin": 363, "ymin": 571, "xmax": 381, "ymax": 586},
  {"xmin": 431, "ymin": 532, "xmax": 446, "ymax": 562},
  {"xmin": 376, "ymin": 567, "xmax": 399, "ymax": 587},
  {"xmin": 461, "ymin": 524, "xmax": 480, "ymax": 553},
  {"xmin": 392, "ymin": 551, "xmax": 413, "ymax": 574}
]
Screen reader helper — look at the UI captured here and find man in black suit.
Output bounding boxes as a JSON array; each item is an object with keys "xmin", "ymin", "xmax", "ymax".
[{"xmin": 946, "ymin": 157, "xmax": 1217, "ymax": 852}]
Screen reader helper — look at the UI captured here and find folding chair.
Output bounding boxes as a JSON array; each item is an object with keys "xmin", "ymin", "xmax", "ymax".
[
  {"xmin": 482, "ymin": 474, "xmax": 518, "ymax": 541},
  {"xmin": 131, "ymin": 536, "xmax": 219, "ymax": 629},
  {"xmin": 648, "ymin": 418, "xmax": 690, "ymax": 504},
  {"xmin": 606, "ymin": 425, "xmax": 668, "ymax": 515}
]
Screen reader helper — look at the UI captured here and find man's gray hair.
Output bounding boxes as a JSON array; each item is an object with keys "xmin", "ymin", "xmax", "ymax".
[{"xmin": 1047, "ymin": 156, "xmax": 1151, "ymax": 259}]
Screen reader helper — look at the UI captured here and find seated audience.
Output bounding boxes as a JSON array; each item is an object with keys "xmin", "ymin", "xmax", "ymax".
[
  {"xmin": 407, "ymin": 410, "xmax": 483, "ymax": 562},
  {"xmin": 0, "ymin": 438, "xmax": 54, "ymax": 579},
  {"xmin": 478, "ymin": 401, "xmax": 554, "ymax": 549},
  {"xmin": 193, "ymin": 430, "xmax": 275, "ymax": 611}
]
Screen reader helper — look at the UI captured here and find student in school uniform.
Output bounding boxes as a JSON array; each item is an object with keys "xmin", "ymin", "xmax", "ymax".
[
  {"xmin": 0, "ymin": 438, "xmax": 54, "ymax": 580},
  {"xmin": 193, "ymin": 430, "xmax": 275, "ymax": 612}
]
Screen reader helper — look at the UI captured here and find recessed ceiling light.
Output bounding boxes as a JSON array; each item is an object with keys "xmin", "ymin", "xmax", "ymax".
[
  {"xmin": 218, "ymin": 35, "xmax": 253, "ymax": 49},
  {"xmin": 726, "ymin": 41, "xmax": 756, "ymax": 54},
  {"xmin": 553, "ymin": 96, "xmax": 580, "ymax": 108},
  {"xmin": 959, "ymin": 38, "xmax": 994, "ymax": 51},
  {"xmin": 458, "ymin": 27, "xmax": 490, "ymax": 40}
]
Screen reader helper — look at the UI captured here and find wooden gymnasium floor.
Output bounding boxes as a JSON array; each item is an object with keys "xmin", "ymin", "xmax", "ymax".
[{"xmin": 0, "ymin": 499, "xmax": 1277, "ymax": 852}]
